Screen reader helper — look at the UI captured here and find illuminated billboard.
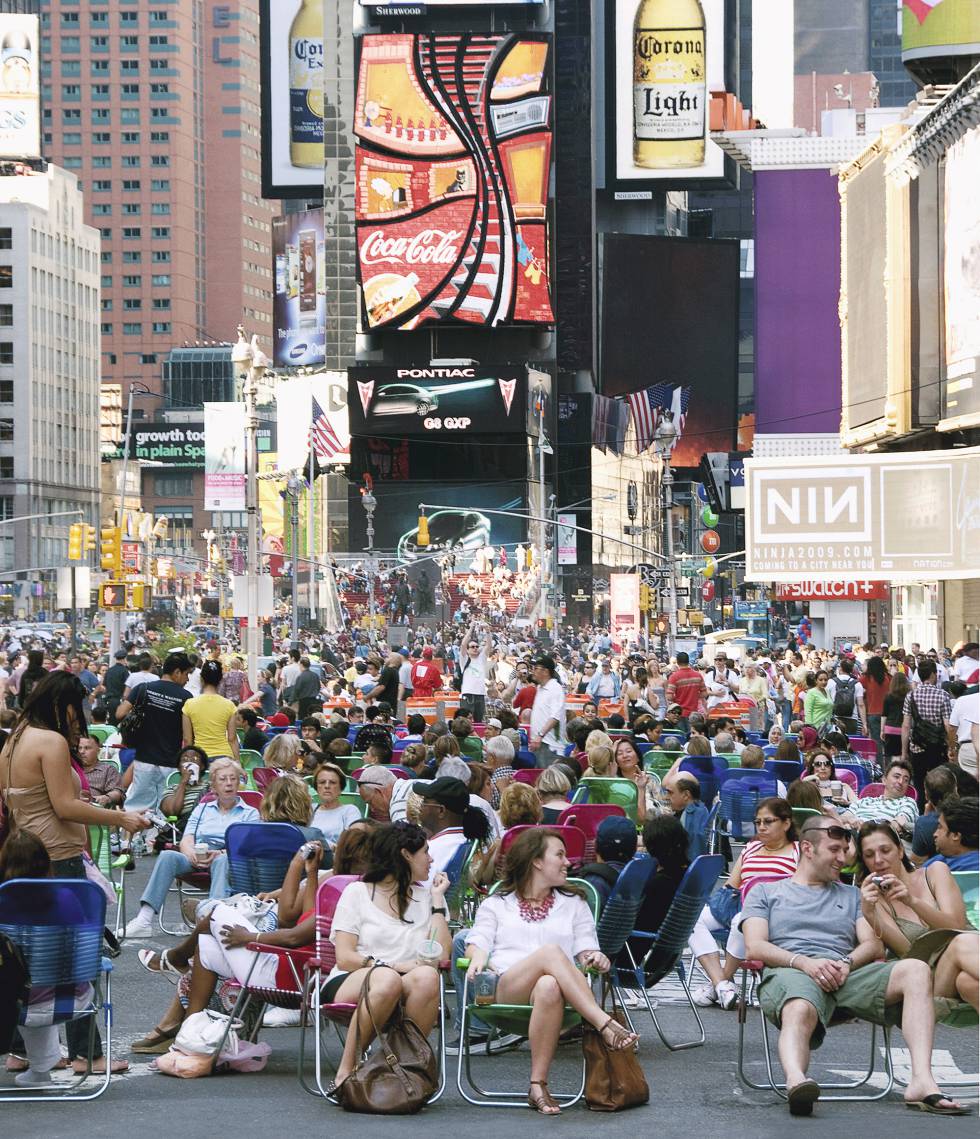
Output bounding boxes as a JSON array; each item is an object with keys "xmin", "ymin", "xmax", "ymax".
[
  {"xmin": 942, "ymin": 123, "xmax": 980, "ymax": 428},
  {"xmin": 272, "ymin": 207, "xmax": 326, "ymax": 368},
  {"xmin": 745, "ymin": 447, "xmax": 980, "ymax": 582},
  {"xmin": 902, "ymin": 0, "xmax": 980, "ymax": 69},
  {"xmin": 0, "ymin": 14, "xmax": 39, "ymax": 160},
  {"xmin": 354, "ymin": 33, "xmax": 554, "ymax": 330},
  {"xmin": 348, "ymin": 365, "xmax": 528, "ymax": 438},
  {"xmin": 259, "ymin": 0, "xmax": 323, "ymax": 198},
  {"xmin": 606, "ymin": 0, "xmax": 730, "ymax": 192}
]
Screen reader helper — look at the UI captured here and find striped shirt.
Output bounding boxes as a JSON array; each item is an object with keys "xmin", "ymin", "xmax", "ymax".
[
  {"xmin": 739, "ymin": 840, "xmax": 800, "ymax": 897},
  {"xmin": 849, "ymin": 794, "xmax": 918, "ymax": 831},
  {"xmin": 666, "ymin": 668, "xmax": 707, "ymax": 714}
]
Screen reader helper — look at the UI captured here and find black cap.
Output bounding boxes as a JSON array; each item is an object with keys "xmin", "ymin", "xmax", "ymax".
[
  {"xmin": 413, "ymin": 776, "xmax": 469, "ymax": 814},
  {"xmin": 532, "ymin": 655, "xmax": 556, "ymax": 675},
  {"xmin": 114, "ymin": 650, "xmax": 128, "ymax": 660}
]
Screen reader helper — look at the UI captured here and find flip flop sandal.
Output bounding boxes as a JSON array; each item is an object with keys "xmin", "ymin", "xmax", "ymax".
[
  {"xmin": 137, "ymin": 948, "xmax": 185, "ymax": 984},
  {"xmin": 130, "ymin": 1027, "xmax": 179, "ymax": 1055},
  {"xmin": 787, "ymin": 1079, "xmax": 821, "ymax": 1116},
  {"xmin": 906, "ymin": 1094, "xmax": 969, "ymax": 1116}
]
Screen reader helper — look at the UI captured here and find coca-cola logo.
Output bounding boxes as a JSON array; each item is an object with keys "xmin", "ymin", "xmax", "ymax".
[{"xmin": 360, "ymin": 228, "xmax": 464, "ymax": 267}]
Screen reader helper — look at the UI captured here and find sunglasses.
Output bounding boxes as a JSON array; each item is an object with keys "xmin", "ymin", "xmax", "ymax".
[
  {"xmin": 805, "ymin": 825, "xmax": 854, "ymax": 843},
  {"xmin": 754, "ymin": 816, "xmax": 783, "ymax": 827}
]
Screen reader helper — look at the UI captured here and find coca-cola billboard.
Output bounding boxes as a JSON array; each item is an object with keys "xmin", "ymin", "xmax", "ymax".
[{"xmin": 354, "ymin": 33, "xmax": 554, "ymax": 330}]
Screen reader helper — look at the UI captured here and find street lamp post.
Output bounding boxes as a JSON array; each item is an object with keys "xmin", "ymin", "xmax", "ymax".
[
  {"xmin": 535, "ymin": 390, "xmax": 553, "ymax": 628},
  {"xmin": 110, "ymin": 381, "xmax": 151, "ymax": 656},
  {"xmin": 287, "ymin": 473, "xmax": 302, "ymax": 647},
  {"xmin": 231, "ymin": 326, "xmax": 268, "ymax": 691},
  {"xmin": 654, "ymin": 412, "xmax": 679, "ymax": 659},
  {"xmin": 361, "ymin": 483, "xmax": 377, "ymax": 631}
]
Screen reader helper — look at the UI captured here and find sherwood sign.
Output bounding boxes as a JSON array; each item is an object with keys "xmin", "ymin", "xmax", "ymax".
[{"xmin": 745, "ymin": 447, "xmax": 980, "ymax": 582}]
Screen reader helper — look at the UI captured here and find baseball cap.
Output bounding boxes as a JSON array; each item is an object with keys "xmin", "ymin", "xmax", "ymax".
[
  {"xmin": 357, "ymin": 766, "xmax": 396, "ymax": 788},
  {"xmin": 268, "ymin": 712, "xmax": 290, "ymax": 727},
  {"xmin": 532, "ymin": 655, "xmax": 556, "ymax": 674},
  {"xmin": 486, "ymin": 718, "xmax": 503, "ymax": 730},
  {"xmin": 413, "ymin": 776, "xmax": 469, "ymax": 814},
  {"xmin": 422, "ymin": 645, "xmax": 434, "ymax": 658},
  {"xmin": 398, "ymin": 646, "xmax": 409, "ymax": 656},
  {"xmin": 114, "ymin": 650, "xmax": 128, "ymax": 660},
  {"xmin": 595, "ymin": 816, "xmax": 638, "ymax": 862},
  {"xmin": 667, "ymin": 704, "xmax": 683, "ymax": 714}
]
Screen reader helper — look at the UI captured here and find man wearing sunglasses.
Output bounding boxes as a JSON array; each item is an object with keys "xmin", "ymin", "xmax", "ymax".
[{"xmin": 743, "ymin": 818, "xmax": 967, "ymax": 1117}]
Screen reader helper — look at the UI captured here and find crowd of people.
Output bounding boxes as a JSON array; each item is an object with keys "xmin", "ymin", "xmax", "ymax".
[{"xmin": 0, "ymin": 619, "xmax": 976, "ymax": 1115}]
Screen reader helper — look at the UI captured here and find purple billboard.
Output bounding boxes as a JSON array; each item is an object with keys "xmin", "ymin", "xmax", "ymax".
[{"xmin": 754, "ymin": 169, "xmax": 841, "ymax": 435}]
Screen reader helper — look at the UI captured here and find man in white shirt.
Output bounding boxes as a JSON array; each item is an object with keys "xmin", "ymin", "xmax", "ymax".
[
  {"xmin": 280, "ymin": 649, "xmax": 302, "ymax": 701},
  {"xmin": 950, "ymin": 688, "xmax": 979, "ymax": 778},
  {"xmin": 459, "ymin": 621, "xmax": 492, "ymax": 722},
  {"xmin": 953, "ymin": 643, "xmax": 979, "ymax": 685},
  {"xmin": 529, "ymin": 655, "xmax": 566, "ymax": 767},
  {"xmin": 705, "ymin": 652, "xmax": 739, "ymax": 710}
]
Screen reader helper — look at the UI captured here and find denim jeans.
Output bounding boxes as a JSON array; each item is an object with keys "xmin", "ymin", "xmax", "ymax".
[
  {"xmin": 451, "ymin": 929, "xmax": 488, "ymax": 1036},
  {"xmin": 140, "ymin": 849, "xmax": 193, "ymax": 914},
  {"xmin": 124, "ymin": 761, "xmax": 169, "ymax": 812}
]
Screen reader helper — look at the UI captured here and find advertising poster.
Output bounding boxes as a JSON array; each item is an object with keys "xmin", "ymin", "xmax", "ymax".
[
  {"xmin": 607, "ymin": 0, "xmax": 727, "ymax": 191},
  {"xmin": 204, "ymin": 403, "xmax": 246, "ymax": 511},
  {"xmin": 942, "ymin": 123, "xmax": 980, "ymax": 426},
  {"xmin": 348, "ymin": 364, "xmax": 526, "ymax": 438},
  {"xmin": 276, "ymin": 371, "xmax": 350, "ymax": 469},
  {"xmin": 902, "ymin": 0, "xmax": 980, "ymax": 62},
  {"xmin": 354, "ymin": 33, "xmax": 554, "ymax": 330},
  {"xmin": 272, "ymin": 208, "xmax": 326, "ymax": 367},
  {"xmin": 259, "ymin": 0, "xmax": 323, "ymax": 198},
  {"xmin": 347, "ymin": 480, "xmax": 527, "ymax": 562},
  {"xmin": 745, "ymin": 447, "xmax": 980, "ymax": 582},
  {"xmin": 557, "ymin": 513, "xmax": 578, "ymax": 564},
  {"xmin": 610, "ymin": 573, "xmax": 640, "ymax": 644},
  {"xmin": 0, "ymin": 14, "xmax": 39, "ymax": 160}
]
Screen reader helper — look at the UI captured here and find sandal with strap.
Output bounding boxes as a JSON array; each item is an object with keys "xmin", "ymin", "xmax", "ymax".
[
  {"xmin": 528, "ymin": 1079, "xmax": 561, "ymax": 1115},
  {"xmin": 599, "ymin": 1015, "xmax": 639, "ymax": 1052},
  {"xmin": 138, "ymin": 948, "xmax": 187, "ymax": 984}
]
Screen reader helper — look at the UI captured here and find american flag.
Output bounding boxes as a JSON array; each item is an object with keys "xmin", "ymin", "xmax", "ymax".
[
  {"xmin": 309, "ymin": 395, "xmax": 343, "ymax": 462},
  {"xmin": 671, "ymin": 384, "xmax": 691, "ymax": 438},
  {"xmin": 627, "ymin": 383, "xmax": 674, "ymax": 452}
]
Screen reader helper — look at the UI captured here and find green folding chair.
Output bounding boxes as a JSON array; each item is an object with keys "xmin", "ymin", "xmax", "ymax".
[
  {"xmin": 337, "ymin": 789, "xmax": 369, "ymax": 819},
  {"xmin": 952, "ymin": 870, "xmax": 979, "ymax": 931},
  {"xmin": 572, "ymin": 777, "xmax": 639, "ymax": 822},
  {"xmin": 455, "ymin": 878, "xmax": 600, "ymax": 1108},
  {"xmin": 88, "ymin": 823, "xmax": 129, "ymax": 939}
]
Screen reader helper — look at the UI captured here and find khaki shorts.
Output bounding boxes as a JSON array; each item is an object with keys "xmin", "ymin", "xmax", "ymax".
[{"xmin": 758, "ymin": 961, "xmax": 902, "ymax": 1049}]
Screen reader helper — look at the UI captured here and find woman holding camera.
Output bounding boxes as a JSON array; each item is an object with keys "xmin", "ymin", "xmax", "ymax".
[
  {"xmin": 857, "ymin": 821, "xmax": 978, "ymax": 1013},
  {"xmin": 463, "ymin": 828, "xmax": 637, "ymax": 1115}
]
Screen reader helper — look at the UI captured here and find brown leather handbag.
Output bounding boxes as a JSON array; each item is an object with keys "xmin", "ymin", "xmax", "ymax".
[
  {"xmin": 583, "ymin": 984, "xmax": 649, "ymax": 1112},
  {"xmin": 335, "ymin": 965, "xmax": 438, "ymax": 1114}
]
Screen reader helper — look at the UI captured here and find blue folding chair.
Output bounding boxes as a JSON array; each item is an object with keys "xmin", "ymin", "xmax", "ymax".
[
  {"xmin": 595, "ymin": 855, "xmax": 658, "ymax": 958},
  {"xmin": 612, "ymin": 854, "xmax": 724, "ymax": 1051},
  {"xmin": 835, "ymin": 761, "xmax": 872, "ymax": 791},
  {"xmin": 225, "ymin": 821, "xmax": 308, "ymax": 895},
  {"xmin": 0, "ymin": 879, "xmax": 114, "ymax": 1101},
  {"xmin": 514, "ymin": 748, "xmax": 537, "ymax": 770},
  {"xmin": 679, "ymin": 756, "xmax": 722, "ymax": 805},
  {"xmin": 719, "ymin": 776, "xmax": 777, "ymax": 842},
  {"xmin": 763, "ymin": 760, "xmax": 803, "ymax": 786}
]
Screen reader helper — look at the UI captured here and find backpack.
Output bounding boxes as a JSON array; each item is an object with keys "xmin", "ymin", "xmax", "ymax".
[{"xmin": 832, "ymin": 676, "xmax": 856, "ymax": 717}]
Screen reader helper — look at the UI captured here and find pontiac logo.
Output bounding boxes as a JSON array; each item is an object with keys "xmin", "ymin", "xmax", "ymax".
[{"xmin": 360, "ymin": 229, "xmax": 463, "ymax": 267}]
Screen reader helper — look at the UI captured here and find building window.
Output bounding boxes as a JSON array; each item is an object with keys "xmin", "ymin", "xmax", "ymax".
[
  {"xmin": 100, "ymin": 322, "xmax": 113, "ymax": 334},
  {"xmin": 151, "ymin": 274, "xmax": 170, "ymax": 286},
  {"xmin": 151, "ymin": 321, "xmax": 171, "ymax": 334},
  {"xmin": 122, "ymin": 179, "xmax": 141, "ymax": 191},
  {"xmin": 152, "ymin": 298, "xmax": 170, "ymax": 310},
  {"xmin": 0, "ymin": 380, "xmax": 12, "ymax": 402},
  {"xmin": 151, "ymin": 226, "xmax": 169, "ymax": 239},
  {"xmin": 0, "ymin": 267, "xmax": 12, "ymax": 288},
  {"xmin": 122, "ymin": 227, "xmax": 141, "ymax": 239},
  {"xmin": 0, "ymin": 420, "xmax": 12, "ymax": 441},
  {"xmin": 123, "ymin": 322, "xmax": 142, "ymax": 335},
  {"xmin": 0, "ymin": 305, "xmax": 11, "ymax": 326},
  {"xmin": 63, "ymin": 109, "xmax": 81, "ymax": 123},
  {"xmin": 150, "ymin": 155, "xmax": 170, "ymax": 167},
  {"xmin": 123, "ymin": 299, "xmax": 142, "ymax": 310},
  {"xmin": 92, "ymin": 133, "xmax": 111, "ymax": 145},
  {"xmin": 151, "ymin": 251, "xmax": 170, "ymax": 262},
  {"xmin": 91, "ymin": 154, "xmax": 111, "ymax": 166},
  {"xmin": 92, "ymin": 179, "xmax": 111, "ymax": 191},
  {"xmin": 121, "ymin": 154, "xmax": 140, "ymax": 166},
  {"xmin": 100, "ymin": 274, "xmax": 112, "ymax": 288},
  {"xmin": 150, "ymin": 203, "xmax": 169, "ymax": 215},
  {"xmin": 141, "ymin": 353, "xmax": 157, "ymax": 365},
  {"xmin": 122, "ymin": 274, "xmax": 141, "ymax": 287},
  {"xmin": 0, "ymin": 344, "xmax": 11, "ymax": 365},
  {"xmin": 0, "ymin": 458, "xmax": 12, "ymax": 479},
  {"xmin": 122, "ymin": 251, "xmax": 141, "ymax": 263},
  {"xmin": 121, "ymin": 135, "xmax": 140, "ymax": 147},
  {"xmin": 120, "ymin": 109, "xmax": 140, "ymax": 124},
  {"xmin": 150, "ymin": 131, "xmax": 170, "ymax": 143},
  {"xmin": 155, "ymin": 474, "xmax": 193, "ymax": 497},
  {"xmin": 92, "ymin": 204, "xmax": 112, "ymax": 216},
  {"xmin": 121, "ymin": 203, "xmax": 141, "ymax": 215},
  {"xmin": 121, "ymin": 83, "xmax": 139, "ymax": 98},
  {"xmin": 150, "ymin": 179, "xmax": 170, "ymax": 191},
  {"xmin": 91, "ymin": 60, "xmax": 109, "ymax": 74},
  {"xmin": 91, "ymin": 109, "xmax": 110, "ymax": 123},
  {"xmin": 0, "ymin": 229, "xmax": 11, "ymax": 250}
]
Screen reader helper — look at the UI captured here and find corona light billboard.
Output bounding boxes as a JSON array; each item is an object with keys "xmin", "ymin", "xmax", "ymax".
[
  {"xmin": 354, "ymin": 33, "xmax": 554, "ymax": 330},
  {"xmin": 745, "ymin": 447, "xmax": 980, "ymax": 582}
]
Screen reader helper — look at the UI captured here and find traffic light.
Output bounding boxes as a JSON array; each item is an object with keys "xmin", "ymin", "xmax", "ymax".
[
  {"xmin": 639, "ymin": 582, "xmax": 651, "ymax": 611},
  {"xmin": 127, "ymin": 582, "xmax": 148, "ymax": 610},
  {"xmin": 67, "ymin": 522, "xmax": 83, "ymax": 561},
  {"xmin": 100, "ymin": 524, "xmax": 121, "ymax": 573},
  {"xmin": 84, "ymin": 524, "xmax": 96, "ymax": 552},
  {"xmin": 654, "ymin": 614, "xmax": 670, "ymax": 637},
  {"xmin": 417, "ymin": 511, "xmax": 429, "ymax": 548},
  {"xmin": 100, "ymin": 582, "xmax": 126, "ymax": 609}
]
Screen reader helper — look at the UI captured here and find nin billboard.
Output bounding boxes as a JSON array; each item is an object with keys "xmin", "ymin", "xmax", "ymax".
[
  {"xmin": 354, "ymin": 34, "xmax": 554, "ymax": 330},
  {"xmin": 0, "ymin": 14, "xmax": 39, "ymax": 160},
  {"xmin": 259, "ymin": 0, "xmax": 323, "ymax": 199},
  {"xmin": 348, "ymin": 365, "xmax": 527, "ymax": 438},
  {"xmin": 272, "ymin": 207, "xmax": 326, "ymax": 368},
  {"xmin": 745, "ymin": 447, "xmax": 980, "ymax": 582},
  {"xmin": 600, "ymin": 233, "xmax": 739, "ymax": 470}
]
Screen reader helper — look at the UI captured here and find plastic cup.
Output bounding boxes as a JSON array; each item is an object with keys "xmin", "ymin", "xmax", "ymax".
[{"xmin": 417, "ymin": 939, "xmax": 442, "ymax": 967}]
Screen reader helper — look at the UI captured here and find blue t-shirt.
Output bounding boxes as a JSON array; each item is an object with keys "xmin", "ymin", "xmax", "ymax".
[
  {"xmin": 679, "ymin": 800, "xmax": 709, "ymax": 860},
  {"xmin": 184, "ymin": 798, "xmax": 259, "ymax": 848},
  {"xmin": 924, "ymin": 851, "xmax": 979, "ymax": 871}
]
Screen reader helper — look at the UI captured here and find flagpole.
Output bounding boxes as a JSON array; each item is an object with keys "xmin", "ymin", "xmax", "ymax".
[{"xmin": 308, "ymin": 444, "xmax": 317, "ymax": 628}]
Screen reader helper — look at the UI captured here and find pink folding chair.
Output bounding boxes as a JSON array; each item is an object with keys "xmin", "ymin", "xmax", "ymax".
[
  {"xmin": 859, "ymin": 782, "xmax": 917, "ymax": 801},
  {"xmin": 512, "ymin": 768, "xmax": 542, "ymax": 786},
  {"xmin": 836, "ymin": 770, "xmax": 859, "ymax": 793},
  {"xmin": 848, "ymin": 738, "xmax": 877, "ymax": 761},
  {"xmin": 251, "ymin": 767, "xmax": 282, "ymax": 792},
  {"xmin": 498, "ymin": 823, "xmax": 587, "ymax": 867},
  {"xmin": 556, "ymin": 804, "xmax": 628, "ymax": 862}
]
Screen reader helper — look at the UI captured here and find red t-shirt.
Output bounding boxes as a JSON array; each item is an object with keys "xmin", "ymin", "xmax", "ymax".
[
  {"xmin": 410, "ymin": 660, "xmax": 442, "ymax": 697},
  {"xmin": 666, "ymin": 667, "xmax": 705, "ymax": 714},
  {"xmin": 513, "ymin": 685, "xmax": 536, "ymax": 714}
]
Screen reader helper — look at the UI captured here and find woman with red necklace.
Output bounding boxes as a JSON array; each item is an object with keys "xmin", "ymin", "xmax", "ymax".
[{"xmin": 464, "ymin": 828, "xmax": 638, "ymax": 1115}]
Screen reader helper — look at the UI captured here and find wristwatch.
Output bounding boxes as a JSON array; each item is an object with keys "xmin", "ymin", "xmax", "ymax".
[
  {"xmin": 841, "ymin": 954, "xmax": 853, "ymax": 968},
  {"xmin": 431, "ymin": 906, "xmax": 447, "ymax": 916}
]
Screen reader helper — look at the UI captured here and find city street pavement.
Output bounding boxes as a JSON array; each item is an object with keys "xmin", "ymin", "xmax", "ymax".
[{"xmin": 2, "ymin": 858, "xmax": 976, "ymax": 1138}]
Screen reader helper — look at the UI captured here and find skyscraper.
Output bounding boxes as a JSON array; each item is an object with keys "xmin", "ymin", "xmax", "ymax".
[{"xmin": 39, "ymin": 0, "xmax": 277, "ymax": 409}]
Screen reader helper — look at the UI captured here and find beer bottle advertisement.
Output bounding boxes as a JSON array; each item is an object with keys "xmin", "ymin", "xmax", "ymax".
[{"xmin": 609, "ymin": 0, "xmax": 727, "ymax": 188}]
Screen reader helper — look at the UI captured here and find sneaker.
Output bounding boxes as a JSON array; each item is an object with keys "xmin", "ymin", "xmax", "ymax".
[
  {"xmin": 262, "ymin": 1006, "xmax": 302, "ymax": 1027},
  {"xmin": 622, "ymin": 990, "xmax": 659, "ymax": 1010},
  {"xmin": 124, "ymin": 914, "xmax": 154, "ymax": 939},
  {"xmin": 716, "ymin": 981, "xmax": 738, "ymax": 1011},
  {"xmin": 444, "ymin": 1031, "xmax": 523, "ymax": 1056},
  {"xmin": 14, "ymin": 1068, "xmax": 53, "ymax": 1088},
  {"xmin": 691, "ymin": 983, "xmax": 717, "ymax": 1007}
]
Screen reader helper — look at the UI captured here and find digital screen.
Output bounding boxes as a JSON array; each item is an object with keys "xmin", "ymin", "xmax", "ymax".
[{"xmin": 272, "ymin": 207, "xmax": 326, "ymax": 367}]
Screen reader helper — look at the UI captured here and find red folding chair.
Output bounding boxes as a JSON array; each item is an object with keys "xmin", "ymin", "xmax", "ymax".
[
  {"xmin": 498, "ymin": 823, "xmax": 588, "ymax": 867},
  {"xmin": 252, "ymin": 767, "xmax": 282, "ymax": 792},
  {"xmin": 848, "ymin": 737, "xmax": 877, "ymax": 762},
  {"xmin": 859, "ymin": 782, "xmax": 917, "ymax": 801},
  {"xmin": 512, "ymin": 768, "xmax": 542, "ymax": 786},
  {"xmin": 837, "ymin": 770, "xmax": 859, "ymax": 793},
  {"xmin": 556, "ymin": 804, "xmax": 628, "ymax": 862}
]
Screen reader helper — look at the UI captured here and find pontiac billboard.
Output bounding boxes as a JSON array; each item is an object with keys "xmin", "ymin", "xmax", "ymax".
[
  {"xmin": 348, "ymin": 365, "xmax": 527, "ymax": 437},
  {"xmin": 745, "ymin": 447, "xmax": 980, "ymax": 582}
]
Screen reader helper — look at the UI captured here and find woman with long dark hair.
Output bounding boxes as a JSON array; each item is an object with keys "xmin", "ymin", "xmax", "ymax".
[
  {"xmin": 326, "ymin": 822, "xmax": 451, "ymax": 1091},
  {"xmin": 0, "ymin": 671, "xmax": 149, "ymax": 1075},
  {"xmin": 863, "ymin": 655, "xmax": 890, "ymax": 758},
  {"xmin": 882, "ymin": 672, "xmax": 912, "ymax": 758},
  {"xmin": 464, "ymin": 828, "xmax": 637, "ymax": 1115}
]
